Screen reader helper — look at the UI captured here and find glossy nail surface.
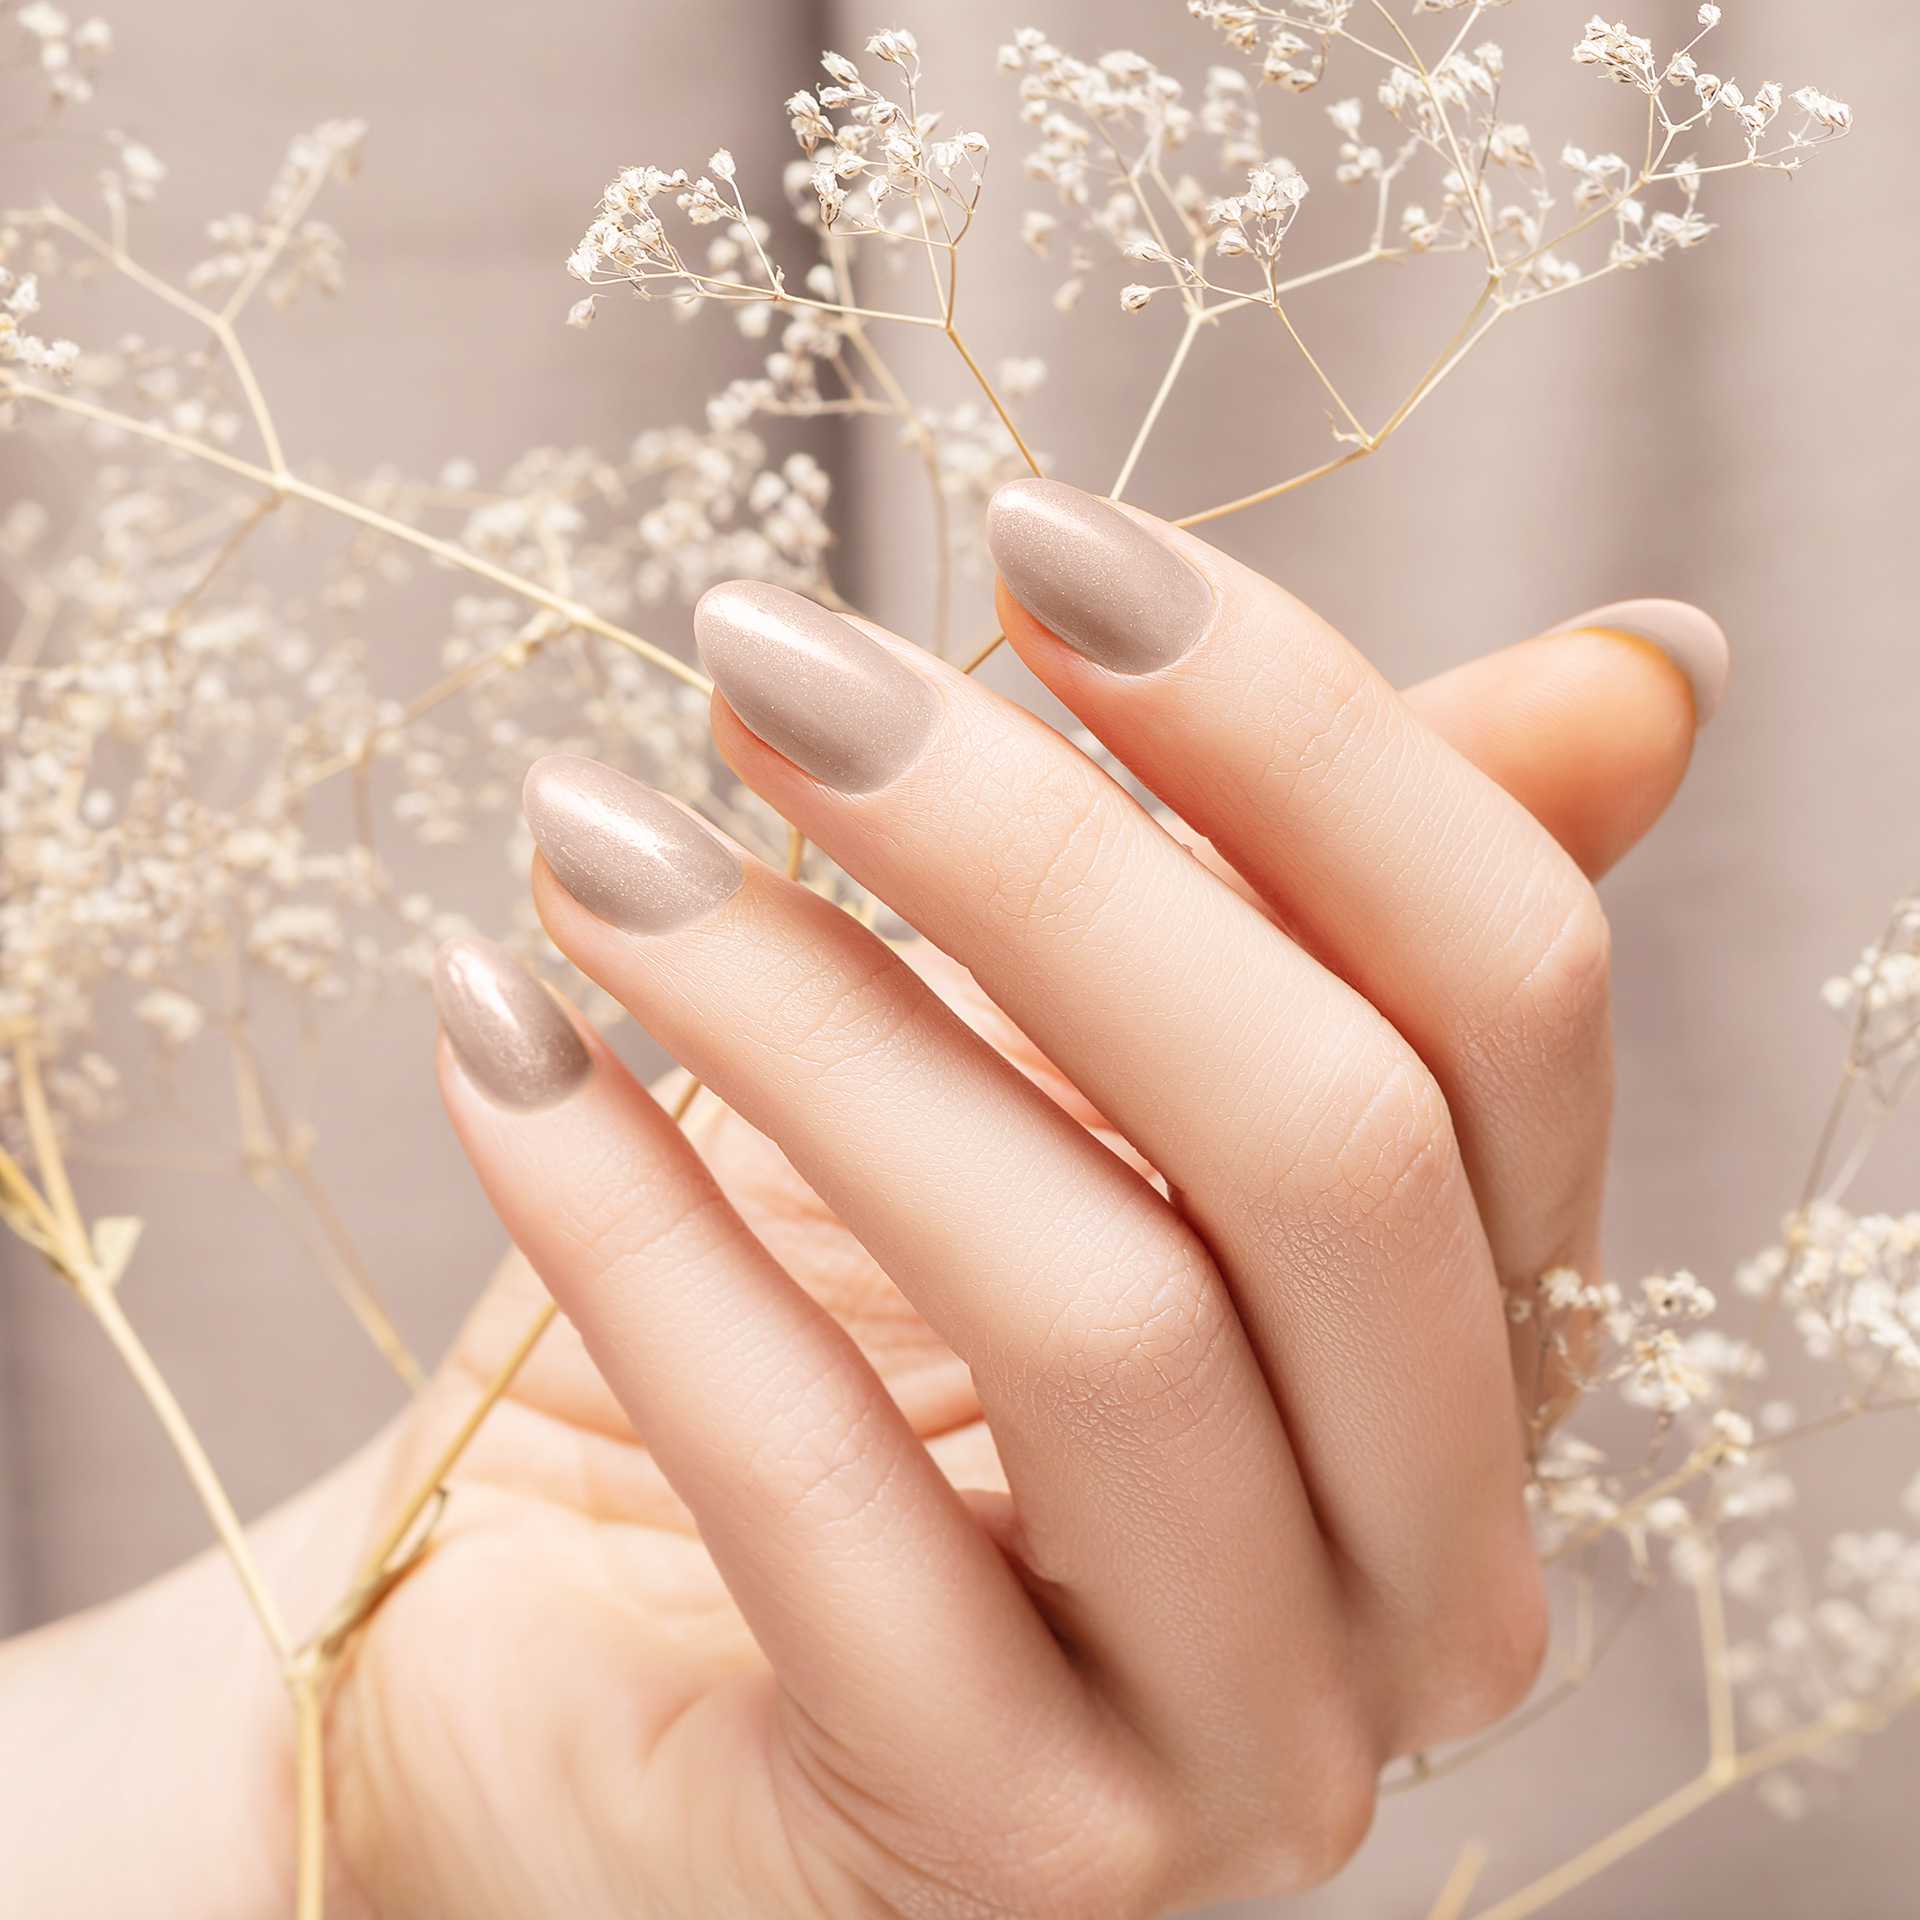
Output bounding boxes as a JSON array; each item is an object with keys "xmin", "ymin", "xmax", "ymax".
[
  {"xmin": 695, "ymin": 581, "xmax": 938, "ymax": 794},
  {"xmin": 523, "ymin": 754, "xmax": 744, "ymax": 933},
  {"xmin": 987, "ymin": 477, "xmax": 1213, "ymax": 676},
  {"xmin": 1554, "ymin": 599, "xmax": 1730, "ymax": 729},
  {"xmin": 434, "ymin": 936, "xmax": 590, "ymax": 1112}
]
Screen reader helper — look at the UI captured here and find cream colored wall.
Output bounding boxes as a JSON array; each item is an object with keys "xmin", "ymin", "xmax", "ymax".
[{"xmin": 4, "ymin": 1, "xmax": 1917, "ymax": 1912}]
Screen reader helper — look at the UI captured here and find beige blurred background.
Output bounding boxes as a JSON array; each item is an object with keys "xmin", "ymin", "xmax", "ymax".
[{"xmin": 3, "ymin": 1, "xmax": 1918, "ymax": 1913}]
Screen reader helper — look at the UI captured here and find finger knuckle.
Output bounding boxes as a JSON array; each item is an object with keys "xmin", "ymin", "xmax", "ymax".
[
  {"xmin": 1485, "ymin": 870, "xmax": 1614, "ymax": 1067},
  {"xmin": 1524, "ymin": 874, "xmax": 1613, "ymax": 1020},
  {"xmin": 756, "ymin": 938, "xmax": 922, "ymax": 1085},
  {"xmin": 1448, "ymin": 1549, "xmax": 1552, "ymax": 1731},
  {"xmin": 553, "ymin": 1159, "xmax": 731, "ymax": 1279},
  {"xmin": 1315, "ymin": 1041, "xmax": 1460, "ymax": 1238},
  {"xmin": 973, "ymin": 753, "xmax": 1129, "ymax": 942},
  {"xmin": 785, "ymin": 1719, "xmax": 1172, "ymax": 1920},
  {"xmin": 1255, "ymin": 1722, "xmax": 1382, "ymax": 1891},
  {"xmin": 1244, "ymin": 631, "xmax": 1383, "ymax": 818},
  {"xmin": 1391, "ymin": 1546, "xmax": 1551, "ymax": 1748},
  {"xmin": 745, "ymin": 1382, "xmax": 908, "ymax": 1539},
  {"xmin": 1014, "ymin": 1239, "xmax": 1243, "ymax": 1456}
]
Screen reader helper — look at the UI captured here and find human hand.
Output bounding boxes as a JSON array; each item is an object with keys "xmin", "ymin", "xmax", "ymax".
[{"xmin": 330, "ymin": 478, "xmax": 1724, "ymax": 1918}]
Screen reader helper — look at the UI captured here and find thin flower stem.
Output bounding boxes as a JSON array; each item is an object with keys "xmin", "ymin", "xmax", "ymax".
[
  {"xmin": 1265, "ymin": 292, "xmax": 1372, "ymax": 448},
  {"xmin": 227, "ymin": 1007, "xmax": 424, "ymax": 1387},
  {"xmin": 219, "ymin": 162, "xmax": 333, "ymax": 326},
  {"xmin": 164, "ymin": 494, "xmax": 283, "ymax": 630},
  {"xmin": 290, "ymin": 1660, "xmax": 328, "ymax": 1920},
  {"xmin": 962, "ymin": 628, "xmax": 1007, "ymax": 676},
  {"xmin": 1, "ymin": 378, "xmax": 711, "ymax": 694},
  {"xmin": 297, "ymin": 614, "xmax": 566, "ymax": 791},
  {"xmin": 1173, "ymin": 278, "xmax": 1503, "ymax": 530},
  {"xmin": 1464, "ymin": 1686, "xmax": 1912, "ymax": 1920},
  {"xmin": 14, "ymin": 1038, "xmax": 84, "ymax": 1246},
  {"xmin": 1173, "ymin": 446, "xmax": 1370, "ymax": 529},
  {"xmin": 0, "ymin": 1138, "xmax": 62, "ymax": 1250},
  {"xmin": 832, "ymin": 275, "xmax": 955, "ymax": 654},
  {"xmin": 83, "ymin": 1267, "xmax": 295, "ymax": 1658},
  {"xmin": 1111, "ymin": 307, "xmax": 1204, "ymax": 501},
  {"xmin": 1694, "ymin": 1550, "xmax": 1738, "ymax": 1774},
  {"xmin": 1466, "ymin": 1771, "xmax": 1723, "ymax": 1920},
  {"xmin": 1364, "ymin": 0, "xmax": 1502, "ymax": 273},
  {"xmin": 1199, "ymin": 245, "xmax": 1399, "ymax": 323},
  {"xmin": 15, "ymin": 203, "xmax": 291, "ymax": 473},
  {"xmin": 1427, "ymin": 1840, "xmax": 1490, "ymax": 1920},
  {"xmin": 1437, "ymin": 1, "xmax": 1489, "ymax": 74},
  {"xmin": 639, "ymin": 270, "xmax": 946, "ymax": 329},
  {"xmin": 944, "ymin": 315, "xmax": 1041, "ymax": 479},
  {"xmin": 342, "ymin": 1297, "xmax": 560, "ymax": 1610}
]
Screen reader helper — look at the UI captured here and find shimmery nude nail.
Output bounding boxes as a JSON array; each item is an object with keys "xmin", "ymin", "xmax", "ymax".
[
  {"xmin": 986, "ymin": 477, "xmax": 1214, "ymax": 676},
  {"xmin": 694, "ymin": 581, "xmax": 939, "ymax": 794},
  {"xmin": 522, "ymin": 754, "xmax": 744, "ymax": 933},
  {"xmin": 433, "ymin": 936, "xmax": 590, "ymax": 1112},
  {"xmin": 1551, "ymin": 599, "xmax": 1730, "ymax": 729}
]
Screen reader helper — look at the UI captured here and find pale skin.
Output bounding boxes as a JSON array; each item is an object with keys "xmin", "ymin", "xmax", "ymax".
[{"xmin": 0, "ymin": 499, "xmax": 1716, "ymax": 1919}]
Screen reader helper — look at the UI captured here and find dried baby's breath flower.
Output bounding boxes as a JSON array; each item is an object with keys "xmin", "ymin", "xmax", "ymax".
[{"xmin": 15, "ymin": 2, "xmax": 111, "ymax": 108}]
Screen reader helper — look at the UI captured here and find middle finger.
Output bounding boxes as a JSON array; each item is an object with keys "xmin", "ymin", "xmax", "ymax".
[{"xmin": 693, "ymin": 583, "xmax": 1536, "ymax": 1689}]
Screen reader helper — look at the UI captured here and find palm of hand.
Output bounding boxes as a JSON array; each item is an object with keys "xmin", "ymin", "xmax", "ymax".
[{"xmin": 330, "ymin": 946, "xmax": 1065, "ymax": 1917}]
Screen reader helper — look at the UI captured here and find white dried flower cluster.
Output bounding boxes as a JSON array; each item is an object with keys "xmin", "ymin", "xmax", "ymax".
[
  {"xmin": 1516, "ymin": 1261, "xmax": 1739, "ymax": 1421},
  {"xmin": 1821, "ymin": 895, "xmax": 1920, "ymax": 1058},
  {"xmin": 0, "ymin": 266, "xmax": 78, "ymax": 379},
  {"xmin": 1573, "ymin": 12, "xmax": 1851, "ymax": 161},
  {"xmin": 1187, "ymin": 1, "xmax": 1346, "ymax": 95},
  {"xmin": 1021, "ymin": 5, "xmax": 1854, "ymax": 327},
  {"xmin": 1509, "ymin": 889, "xmax": 1920, "ymax": 1824},
  {"xmin": 15, "ymin": 2, "xmax": 110, "ymax": 108},
  {"xmin": 785, "ymin": 36, "xmax": 989, "ymax": 236},
  {"xmin": 566, "ymin": 32, "xmax": 989, "ymax": 338},
  {"xmin": 187, "ymin": 120, "xmax": 366, "ymax": 308},
  {"xmin": 1739, "ymin": 1203, "xmax": 1920, "ymax": 1388},
  {"xmin": 0, "ymin": 408, "xmax": 847, "ymax": 1154}
]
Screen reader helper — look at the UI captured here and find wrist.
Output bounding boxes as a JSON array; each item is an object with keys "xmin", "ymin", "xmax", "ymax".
[{"xmin": 0, "ymin": 1434, "xmax": 393, "ymax": 1920}]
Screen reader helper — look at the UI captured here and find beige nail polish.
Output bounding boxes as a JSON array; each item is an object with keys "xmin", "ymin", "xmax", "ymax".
[
  {"xmin": 433, "ymin": 936, "xmax": 590, "ymax": 1112},
  {"xmin": 986, "ymin": 477, "xmax": 1213, "ymax": 676},
  {"xmin": 1552, "ymin": 599, "xmax": 1730, "ymax": 728},
  {"xmin": 694, "ymin": 581, "xmax": 938, "ymax": 793},
  {"xmin": 522, "ymin": 754, "xmax": 744, "ymax": 932}
]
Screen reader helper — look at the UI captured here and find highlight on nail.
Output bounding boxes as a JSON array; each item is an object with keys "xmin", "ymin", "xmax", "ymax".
[
  {"xmin": 522, "ymin": 753, "xmax": 745, "ymax": 934},
  {"xmin": 694, "ymin": 580, "xmax": 939, "ymax": 794},
  {"xmin": 986, "ymin": 477, "xmax": 1214, "ymax": 677},
  {"xmin": 433, "ymin": 936, "xmax": 591, "ymax": 1113}
]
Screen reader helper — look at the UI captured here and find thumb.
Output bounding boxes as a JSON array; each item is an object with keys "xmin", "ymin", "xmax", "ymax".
[{"xmin": 1403, "ymin": 599, "xmax": 1729, "ymax": 880}]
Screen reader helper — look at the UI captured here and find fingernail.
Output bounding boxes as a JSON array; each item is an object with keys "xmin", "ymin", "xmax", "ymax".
[
  {"xmin": 522, "ymin": 754, "xmax": 744, "ymax": 933},
  {"xmin": 1553, "ymin": 599, "xmax": 1730, "ymax": 729},
  {"xmin": 986, "ymin": 477, "xmax": 1213, "ymax": 676},
  {"xmin": 694, "ymin": 581, "xmax": 938, "ymax": 794},
  {"xmin": 433, "ymin": 936, "xmax": 590, "ymax": 1112}
]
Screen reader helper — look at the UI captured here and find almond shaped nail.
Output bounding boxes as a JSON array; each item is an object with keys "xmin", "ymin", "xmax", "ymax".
[
  {"xmin": 433, "ymin": 936, "xmax": 590, "ymax": 1112},
  {"xmin": 694, "ymin": 581, "xmax": 938, "ymax": 794},
  {"xmin": 1552, "ymin": 599, "xmax": 1730, "ymax": 729},
  {"xmin": 987, "ymin": 477, "xmax": 1213, "ymax": 675},
  {"xmin": 522, "ymin": 754, "xmax": 743, "ymax": 933}
]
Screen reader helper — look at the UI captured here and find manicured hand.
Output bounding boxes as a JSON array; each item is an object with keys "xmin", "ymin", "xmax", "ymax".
[{"xmin": 332, "ymin": 478, "xmax": 1722, "ymax": 1918}]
